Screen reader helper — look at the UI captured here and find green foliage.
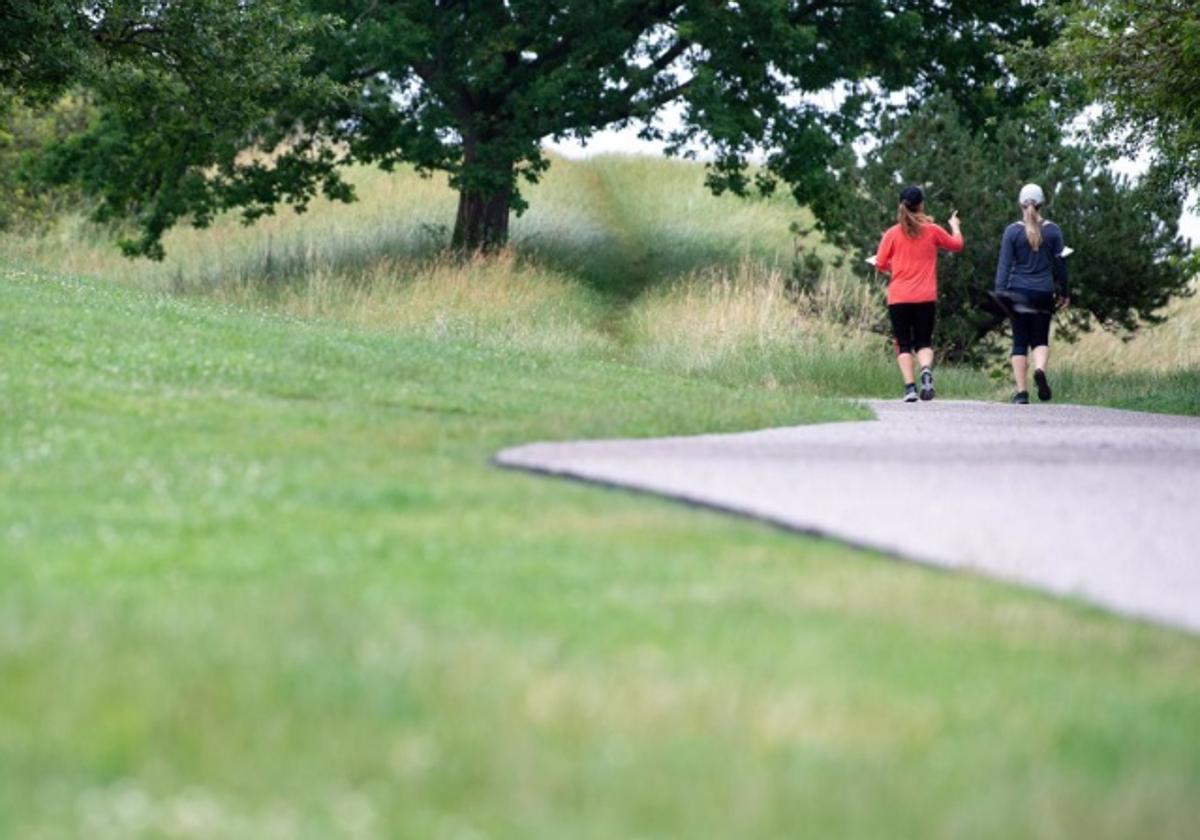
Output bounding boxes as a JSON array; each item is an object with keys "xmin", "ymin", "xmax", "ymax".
[
  {"xmin": 5, "ymin": 1, "xmax": 347, "ymax": 259},
  {"xmin": 1055, "ymin": 0, "xmax": 1200, "ymax": 204},
  {"xmin": 16, "ymin": 0, "xmax": 1052, "ymax": 255},
  {"xmin": 0, "ymin": 1, "xmax": 92, "ymax": 99},
  {"xmin": 0, "ymin": 94, "xmax": 93, "ymax": 230},
  {"xmin": 835, "ymin": 98, "xmax": 1193, "ymax": 361}
]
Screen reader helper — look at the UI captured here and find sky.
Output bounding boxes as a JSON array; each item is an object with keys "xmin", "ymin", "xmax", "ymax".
[{"xmin": 545, "ymin": 120, "xmax": 1200, "ymax": 244}]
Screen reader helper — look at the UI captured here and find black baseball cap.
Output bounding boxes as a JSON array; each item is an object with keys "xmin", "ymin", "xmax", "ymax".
[{"xmin": 899, "ymin": 185, "xmax": 924, "ymax": 209}]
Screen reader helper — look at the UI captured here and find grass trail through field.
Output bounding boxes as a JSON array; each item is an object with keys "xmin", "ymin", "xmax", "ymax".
[{"xmin": 571, "ymin": 160, "xmax": 653, "ymax": 299}]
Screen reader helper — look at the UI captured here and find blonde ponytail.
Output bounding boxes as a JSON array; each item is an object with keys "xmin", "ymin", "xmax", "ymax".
[
  {"xmin": 897, "ymin": 203, "xmax": 932, "ymax": 239},
  {"xmin": 1023, "ymin": 203, "xmax": 1043, "ymax": 251}
]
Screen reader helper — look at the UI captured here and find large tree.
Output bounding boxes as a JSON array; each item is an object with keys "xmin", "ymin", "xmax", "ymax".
[
  {"xmin": 38, "ymin": 1, "xmax": 1052, "ymax": 256},
  {"xmin": 1055, "ymin": 0, "xmax": 1200, "ymax": 204}
]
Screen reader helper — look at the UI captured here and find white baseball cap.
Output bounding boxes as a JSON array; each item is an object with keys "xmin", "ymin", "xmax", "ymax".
[{"xmin": 1019, "ymin": 183, "xmax": 1045, "ymax": 207}]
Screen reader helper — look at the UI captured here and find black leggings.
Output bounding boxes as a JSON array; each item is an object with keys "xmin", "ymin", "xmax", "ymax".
[
  {"xmin": 1010, "ymin": 289, "xmax": 1054, "ymax": 356},
  {"xmin": 888, "ymin": 302, "xmax": 936, "ymax": 354}
]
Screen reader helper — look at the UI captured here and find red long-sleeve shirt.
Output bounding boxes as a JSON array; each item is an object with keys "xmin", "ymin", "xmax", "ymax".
[{"xmin": 875, "ymin": 223, "xmax": 963, "ymax": 304}]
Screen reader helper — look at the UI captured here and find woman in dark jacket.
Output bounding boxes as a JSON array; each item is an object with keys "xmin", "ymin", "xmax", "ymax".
[{"xmin": 994, "ymin": 183, "xmax": 1070, "ymax": 403}]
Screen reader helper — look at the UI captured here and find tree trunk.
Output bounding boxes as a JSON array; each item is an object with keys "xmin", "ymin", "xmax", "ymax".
[
  {"xmin": 450, "ymin": 131, "xmax": 513, "ymax": 251},
  {"xmin": 451, "ymin": 184, "xmax": 511, "ymax": 252}
]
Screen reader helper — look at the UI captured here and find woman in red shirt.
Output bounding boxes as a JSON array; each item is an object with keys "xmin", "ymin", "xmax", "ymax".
[{"xmin": 874, "ymin": 185, "xmax": 964, "ymax": 401}]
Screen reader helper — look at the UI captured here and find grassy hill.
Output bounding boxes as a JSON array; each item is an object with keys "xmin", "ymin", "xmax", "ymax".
[
  {"xmin": 2, "ymin": 155, "xmax": 1200, "ymax": 837},
  {"xmin": 6, "ymin": 154, "xmax": 1196, "ymax": 410}
]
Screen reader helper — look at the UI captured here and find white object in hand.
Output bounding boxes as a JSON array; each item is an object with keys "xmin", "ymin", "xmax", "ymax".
[
  {"xmin": 1061, "ymin": 246, "xmax": 1075, "ymax": 257},
  {"xmin": 864, "ymin": 255, "xmax": 878, "ymax": 266}
]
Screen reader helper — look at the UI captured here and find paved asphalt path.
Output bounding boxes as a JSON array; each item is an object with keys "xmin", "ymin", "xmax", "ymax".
[{"xmin": 495, "ymin": 400, "xmax": 1200, "ymax": 633}]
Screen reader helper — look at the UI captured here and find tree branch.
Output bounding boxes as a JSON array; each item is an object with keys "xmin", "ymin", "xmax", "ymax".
[
  {"xmin": 530, "ymin": 1, "xmax": 685, "ymax": 73},
  {"xmin": 595, "ymin": 76, "xmax": 694, "ymax": 128},
  {"xmin": 788, "ymin": 0, "xmax": 852, "ymax": 24}
]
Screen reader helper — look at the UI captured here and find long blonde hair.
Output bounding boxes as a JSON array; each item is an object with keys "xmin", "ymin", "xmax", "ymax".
[
  {"xmin": 898, "ymin": 202, "xmax": 932, "ymax": 239},
  {"xmin": 1022, "ymin": 203, "xmax": 1043, "ymax": 251}
]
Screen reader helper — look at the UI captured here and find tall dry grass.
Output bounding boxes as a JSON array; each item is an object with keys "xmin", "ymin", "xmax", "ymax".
[
  {"xmin": 212, "ymin": 249, "xmax": 613, "ymax": 356},
  {"xmin": 621, "ymin": 260, "xmax": 949, "ymax": 394},
  {"xmin": 0, "ymin": 164, "xmax": 459, "ymax": 289},
  {"xmin": 628, "ymin": 261, "xmax": 876, "ymax": 370},
  {"xmin": 1057, "ymin": 285, "xmax": 1200, "ymax": 374}
]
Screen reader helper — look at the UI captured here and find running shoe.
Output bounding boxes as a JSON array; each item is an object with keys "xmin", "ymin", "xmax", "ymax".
[
  {"xmin": 903, "ymin": 383, "xmax": 919, "ymax": 402},
  {"xmin": 1034, "ymin": 369, "xmax": 1052, "ymax": 402},
  {"xmin": 919, "ymin": 367, "xmax": 935, "ymax": 401},
  {"xmin": 1011, "ymin": 391, "xmax": 1030, "ymax": 404}
]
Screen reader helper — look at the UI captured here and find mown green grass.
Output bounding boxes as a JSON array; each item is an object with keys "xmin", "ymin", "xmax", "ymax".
[
  {"xmin": 1051, "ymin": 369, "xmax": 1200, "ymax": 416},
  {"xmin": 4, "ymin": 265, "xmax": 1200, "ymax": 838}
]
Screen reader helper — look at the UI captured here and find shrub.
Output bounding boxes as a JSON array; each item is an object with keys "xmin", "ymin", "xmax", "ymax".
[{"xmin": 0, "ymin": 93, "xmax": 92, "ymax": 231}]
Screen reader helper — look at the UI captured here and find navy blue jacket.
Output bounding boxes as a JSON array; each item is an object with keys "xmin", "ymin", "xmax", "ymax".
[{"xmin": 994, "ymin": 221, "xmax": 1069, "ymax": 297}]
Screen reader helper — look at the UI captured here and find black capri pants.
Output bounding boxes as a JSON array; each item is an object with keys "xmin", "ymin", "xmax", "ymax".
[
  {"xmin": 888, "ymin": 302, "xmax": 936, "ymax": 355},
  {"xmin": 1010, "ymin": 289, "xmax": 1055, "ymax": 356}
]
